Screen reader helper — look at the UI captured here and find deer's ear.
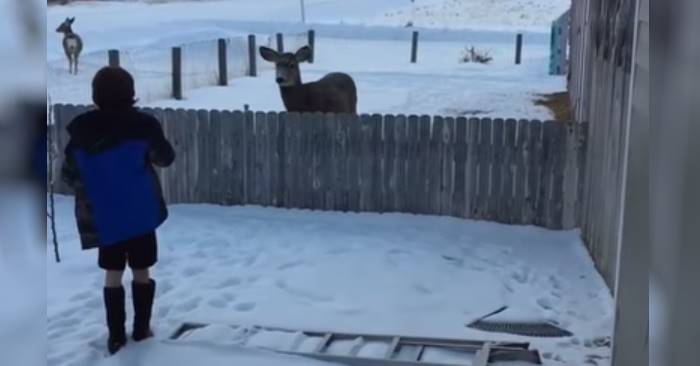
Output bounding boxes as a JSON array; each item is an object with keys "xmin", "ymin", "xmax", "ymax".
[
  {"xmin": 259, "ymin": 47, "xmax": 279, "ymax": 62},
  {"xmin": 69, "ymin": 17, "xmax": 75, "ymax": 23},
  {"xmin": 295, "ymin": 46, "xmax": 312, "ymax": 63}
]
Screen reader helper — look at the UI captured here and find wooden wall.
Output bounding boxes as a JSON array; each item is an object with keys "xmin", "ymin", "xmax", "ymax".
[
  {"xmin": 569, "ymin": 0, "xmax": 638, "ymax": 288},
  {"xmin": 51, "ymin": 105, "xmax": 588, "ymax": 230}
]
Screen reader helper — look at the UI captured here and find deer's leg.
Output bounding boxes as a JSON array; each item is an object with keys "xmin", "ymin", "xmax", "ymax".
[{"xmin": 74, "ymin": 55, "xmax": 79, "ymax": 75}]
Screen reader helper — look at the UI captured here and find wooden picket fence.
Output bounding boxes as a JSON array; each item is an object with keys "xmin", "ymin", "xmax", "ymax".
[{"xmin": 51, "ymin": 104, "xmax": 588, "ymax": 230}]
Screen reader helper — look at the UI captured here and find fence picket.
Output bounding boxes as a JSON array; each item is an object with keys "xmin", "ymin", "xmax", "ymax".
[
  {"xmin": 490, "ymin": 118, "xmax": 504, "ymax": 221},
  {"xmin": 431, "ymin": 116, "xmax": 444, "ymax": 214},
  {"xmin": 418, "ymin": 115, "xmax": 432, "ymax": 214},
  {"xmin": 395, "ymin": 115, "xmax": 408, "ymax": 213},
  {"xmin": 503, "ymin": 119, "xmax": 517, "ymax": 224}
]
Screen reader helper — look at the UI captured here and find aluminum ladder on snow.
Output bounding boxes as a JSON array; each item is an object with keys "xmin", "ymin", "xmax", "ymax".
[{"xmin": 170, "ymin": 322, "xmax": 542, "ymax": 366}]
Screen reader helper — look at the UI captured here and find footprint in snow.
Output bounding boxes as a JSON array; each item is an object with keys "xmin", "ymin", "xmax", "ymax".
[
  {"xmin": 182, "ymin": 266, "xmax": 205, "ymax": 277},
  {"xmin": 69, "ymin": 291, "xmax": 92, "ymax": 302},
  {"xmin": 277, "ymin": 260, "xmax": 306, "ymax": 271},
  {"xmin": 175, "ymin": 297, "xmax": 201, "ymax": 312},
  {"xmin": 234, "ymin": 302, "xmax": 257, "ymax": 312},
  {"xmin": 213, "ymin": 277, "xmax": 243, "ymax": 289}
]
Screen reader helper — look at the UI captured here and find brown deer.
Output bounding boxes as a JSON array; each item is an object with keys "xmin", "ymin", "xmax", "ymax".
[
  {"xmin": 56, "ymin": 17, "xmax": 83, "ymax": 75},
  {"xmin": 259, "ymin": 46, "xmax": 357, "ymax": 113}
]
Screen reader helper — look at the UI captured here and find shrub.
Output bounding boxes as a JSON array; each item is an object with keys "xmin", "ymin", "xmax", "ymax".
[{"xmin": 459, "ymin": 46, "xmax": 494, "ymax": 64}]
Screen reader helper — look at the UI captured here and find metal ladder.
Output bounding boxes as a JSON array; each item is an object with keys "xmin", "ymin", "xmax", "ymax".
[{"xmin": 170, "ymin": 322, "xmax": 542, "ymax": 366}]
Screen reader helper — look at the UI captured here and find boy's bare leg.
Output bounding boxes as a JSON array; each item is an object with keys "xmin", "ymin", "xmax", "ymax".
[
  {"xmin": 132, "ymin": 269, "xmax": 150, "ymax": 284},
  {"xmin": 105, "ymin": 270, "xmax": 124, "ymax": 288}
]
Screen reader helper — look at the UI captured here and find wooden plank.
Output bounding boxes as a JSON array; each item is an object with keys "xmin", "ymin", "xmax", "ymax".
[
  {"xmin": 209, "ymin": 110, "xmax": 224, "ymax": 204},
  {"xmin": 441, "ymin": 117, "xmax": 455, "ymax": 217},
  {"xmin": 371, "ymin": 114, "xmax": 383, "ymax": 213},
  {"xmin": 323, "ymin": 113, "xmax": 336, "ymax": 211},
  {"xmin": 394, "ymin": 115, "xmax": 408, "ymax": 213},
  {"xmin": 267, "ymin": 111, "xmax": 280, "ymax": 207},
  {"xmin": 431, "ymin": 116, "xmax": 444, "ymax": 215},
  {"xmin": 513, "ymin": 120, "xmax": 529, "ymax": 225},
  {"xmin": 465, "ymin": 118, "xmax": 479, "ymax": 219},
  {"xmin": 280, "ymin": 113, "xmax": 294, "ymax": 208},
  {"xmin": 527, "ymin": 120, "xmax": 543, "ymax": 225},
  {"xmin": 229, "ymin": 111, "xmax": 246, "ymax": 205},
  {"xmin": 197, "ymin": 109, "xmax": 212, "ymax": 203},
  {"xmin": 406, "ymin": 115, "xmax": 420, "ymax": 214},
  {"xmin": 418, "ymin": 115, "xmax": 431, "ymax": 214},
  {"xmin": 187, "ymin": 109, "xmax": 201, "ymax": 203},
  {"xmin": 549, "ymin": 121, "xmax": 566, "ymax": 229},
  {"xmin": 476, "ymin": 118, "xmax": 492, "ymax": 220},
  {"xmin": 490, "ymin": 118, "xmax": 504, "ymax": 222},
  {"xmin": 311, "ymin": 112, "xmax": 325, "ymax": 210},
  {"xmin": 300, "ymin": 113, "xmax": 313, "ymax": 210},
  {"xmin": 537, "ymin": 121, "xmax": 555, "ymax": 227},
  {"xmin": 244, "ymin": 110, "xmax": 255, "ymax": 205},
  {"xmin": 383, "ymin": 115, "xmax": 396, "ymax": 213},
  {"xmin": 258, "ymin": 112, "xmax": 271, "ymax": 207},
  {"xmin": 347, "ymin": 114, "xmax": 362, "ymax": 212},
  {"xmin": 334, "ymin": 113, "xmax": 350, "ymax": 212},
  {"xmin": 561, "ymin": 122, "xmax": 579, "ymax": 229},
  {"xmin": 359, "ymin": 114, "xmax": 373, "ymax": 212},
  {"xmin": 503, "ymin": 119, "xmax": 517, "ymax": 224},
  {"xmin": 576, "ymin": 122, "xmax": 589, "ymax": 225},
  {"xmin": 451, "ymin": 117, "xmax": 466, "ymax": 218}
]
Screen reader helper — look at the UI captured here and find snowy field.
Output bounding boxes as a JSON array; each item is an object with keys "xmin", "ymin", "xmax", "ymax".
[
  {"xmin": 47, "ymin": 0, "xmax": 568, "ymax": 120},
  {"xmin": 47, "ymin": 195, "xmax": 613, "ymax": 366}
]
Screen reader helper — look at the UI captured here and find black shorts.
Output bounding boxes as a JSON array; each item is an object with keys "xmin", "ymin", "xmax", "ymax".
[{"xmin": 98, "ymin": 232, "xmax": 158, "ymax": 271}]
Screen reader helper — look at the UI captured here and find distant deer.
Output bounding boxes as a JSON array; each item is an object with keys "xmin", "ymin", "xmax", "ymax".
[
  {"xmin": 56, "ymin": 17, "xmax": 83, "ymax": 75},
  {"xmin": 259, "ymin": 46, "xmax": 357, "ymax": 113}
]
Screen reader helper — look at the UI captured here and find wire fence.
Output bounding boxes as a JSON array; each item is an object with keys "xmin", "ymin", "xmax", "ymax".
[{"xmin": 47, "ymin": 32, "xmax": 308, "ymax": 105}]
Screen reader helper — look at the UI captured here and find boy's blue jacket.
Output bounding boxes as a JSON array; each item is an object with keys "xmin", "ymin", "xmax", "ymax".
[{"xmin": 61, "ymin": 108, "xmax": 175, "ymax": 249}]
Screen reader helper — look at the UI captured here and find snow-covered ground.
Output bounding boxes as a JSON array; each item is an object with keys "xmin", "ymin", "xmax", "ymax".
[
  {"xmin": 48, "ymin": 195, "xmax": 613, "ymax": 366},
  {"xmin": 47, "ymin": 0, "xmax": 567, "ymax": 120}
]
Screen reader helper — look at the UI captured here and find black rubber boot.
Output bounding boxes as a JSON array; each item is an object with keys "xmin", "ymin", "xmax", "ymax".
[
  {"xmin": 132, "ymin": 279, "xmax": 156, "ymax": 341},
  {"xmin": 103, "ymin": 287, "xmax": 127, "ymax": 355}
]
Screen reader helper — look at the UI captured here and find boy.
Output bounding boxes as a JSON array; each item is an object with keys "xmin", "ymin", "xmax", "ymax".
[{"xmin": 61, "ymin": 66, "xmax": 175, "ymax": 354}]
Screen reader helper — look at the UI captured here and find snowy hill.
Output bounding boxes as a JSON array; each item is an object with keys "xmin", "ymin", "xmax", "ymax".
[{"xmin": 374, "ymin": 0, "xmax": 571, "ymax": 31}]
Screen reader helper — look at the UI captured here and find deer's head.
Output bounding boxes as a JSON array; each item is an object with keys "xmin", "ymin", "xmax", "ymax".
[
  {"xmin": 56, "ymin": 17, "xmax": 75, "ymax": 34},
  {"xmin": 259, "ymin": 46, "xmax": 312, "ymax": 87}
]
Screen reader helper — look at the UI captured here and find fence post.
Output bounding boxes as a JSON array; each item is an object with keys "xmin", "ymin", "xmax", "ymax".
[
  {"xmin": 218, "ymin": 39, "xmax": 228, "ymax": 86},
  {"xmin": 308, "ymin": 29, "xmax": 315, "ymax": 63},
  {"xmin": 108, "ymin": 49, "xmax": 120, "ymax": 67},
  {"xmin": 515, "ymin": 33, "xmax": 523, "ymax": 65},
  {"xmin": 411, "ymin": 31, "xmax": 419, "ymax": 63},
  {"xmin": 248, "ymin": 34, "xmax": 257, "ymax": 77},
  {"xmin": 276, "ymin": 33, "xmax": 284, "ymax": 53},
  {"xmin": 172, "ymin": 47, "xmax": 182, "ymax": 100}
]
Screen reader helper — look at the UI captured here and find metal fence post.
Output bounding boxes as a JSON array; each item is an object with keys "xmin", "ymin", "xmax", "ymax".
[
  {"xmin": 172, "ymin": 47, "xmax": 182, "ymax": 100},
  {"xmin": 248, "ymin": 34, "xmax": 257, "ymax": 77},
  {"xmin": 276, "ymin": 33, "xmax": 284, "ymax": 53},
  {"xmin": 108, "ymin": 49, "xmax": 120, "ymax": 67},
  {"xmin": 411, "ymin": 31, "xmax": 419, "ymax": 63},
  {"xmin": 515, "ymin": 33, "xmax": 523, "ymax": 65},
  {"xmin": 218, "ymin": 39, "xmax": 228, "ymax": 86},
  {"xmin": 308, "ymin": 29, "xmax": 316, "ymax": 63}
]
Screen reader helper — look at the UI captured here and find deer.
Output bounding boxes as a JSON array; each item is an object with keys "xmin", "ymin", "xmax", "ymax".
[
  {"xmin": 56, "ymin": 17, "xmax": 83, "ymax": 75},
  {"xmin": 259, "ymin": 46, "xmax": 357, "ymax": 113}
]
